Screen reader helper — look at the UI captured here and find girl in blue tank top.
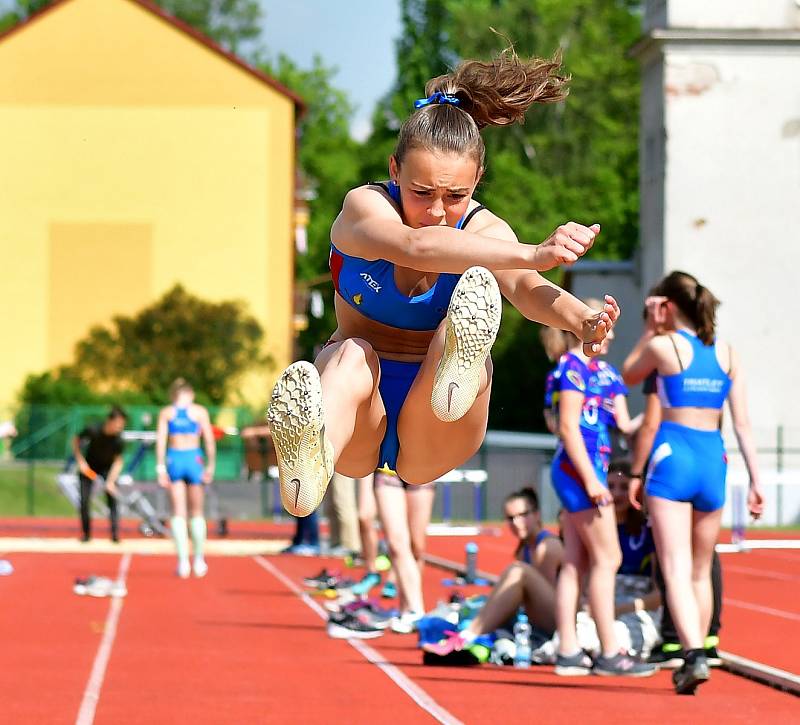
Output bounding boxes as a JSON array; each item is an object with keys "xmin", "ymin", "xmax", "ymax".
[{"xmin": 622, "ymin": 271, "xmax": 764, "ymax": 694}]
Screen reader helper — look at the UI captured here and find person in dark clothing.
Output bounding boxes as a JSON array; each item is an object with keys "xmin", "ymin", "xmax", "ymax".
[{"xmin": 72, "ymin": 407, "xmax": 127, "ymax": 542}]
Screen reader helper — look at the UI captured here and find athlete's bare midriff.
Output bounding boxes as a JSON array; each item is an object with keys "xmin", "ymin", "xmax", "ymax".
[
  {"xmin": 662, "ymin": 407, "xmax": 723, "ymax": 432},
  {"xmin": 168, "ymin": 433, "xmax": 202, "ymax": 451},
  {"xmin": 331, "ymin": 292, "xmax": 436, "ymax": 361}
]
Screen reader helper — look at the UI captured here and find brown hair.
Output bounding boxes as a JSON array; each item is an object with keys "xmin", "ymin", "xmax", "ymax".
[
  {"xmin": 539, "ymin": 326, "xmax": 579, "ymax": 361},
  {"xmin": 169, "ymin": 377, "xmax": 194, "ymax": 402},
  {"xmin": 504, "ymin": 486, "xmax": 540, "ymax": 514},
  {"xmin": 394, "ymin": 46, "xmax": 569, "ymax": 168},
  {"xmin": 652, "ymin": 271, "xmax": 719, "ymax": 345}
]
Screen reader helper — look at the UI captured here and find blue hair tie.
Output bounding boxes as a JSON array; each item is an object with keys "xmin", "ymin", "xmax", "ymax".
[{"xmin": 413, "ymin": 92, "xmax": 461, "ymax": 109}]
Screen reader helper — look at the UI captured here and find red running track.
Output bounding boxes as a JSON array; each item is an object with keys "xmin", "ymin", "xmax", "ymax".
[{"xmin": 0, "ymin": 546, "xmax": 797, "ymax": 724}]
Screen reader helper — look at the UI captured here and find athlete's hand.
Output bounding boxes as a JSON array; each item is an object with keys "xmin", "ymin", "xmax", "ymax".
[
  {"xmin": 644, "ymin": 296, "xmax": 669, "ymax": 335},
  {"xmin": 532, "ymin": 223, "xmax": 600, "ymax": 270},
  {"xmin": 748, "ymin": 484, "xmax": 764, "ymax": 520},
  {"xmin": 202, "ymin": 466, "xmax": 214, "ymax": 485},
  {"xmin": 581, "ymin": 295, "xmax": 620, "ymax": 356},
  {"xmin": 79, "ymin": 461, "xmax": 97, "ymax": 480},
  {"xmin": 157, "ymin": 471, "xmax": 170, "ymax": 488},
  {"xmin": 585, "ymin": 480, "xmax": 613, "ymax": 507},
  {"xmin": 105, "ymin": 481, "xmax": 118, "ymax": 498},
  {"xmin": 628, "ymin": 476, "xmax": 644, "ymax": 511}
]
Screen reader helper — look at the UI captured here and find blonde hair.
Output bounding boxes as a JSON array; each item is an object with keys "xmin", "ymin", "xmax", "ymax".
[
  {"xmin": 539, "ymin": 326, "xmax": 579, "ymax": 361},
  {"xmin": 394, "ymin": 46, "xmax": 569, "ymax": 168},
  {"xmin": 169, "ymin": 377, "xmax": 193, "ymax": 402}
]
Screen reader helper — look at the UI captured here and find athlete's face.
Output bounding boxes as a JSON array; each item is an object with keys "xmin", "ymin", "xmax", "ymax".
[
  {"xmin": 389, "ymin": 149, "xmax": 482, "ymax": 228},
  {"xmin": 504, "ymin": 497, "xmax": 539, "ymax": 540}
]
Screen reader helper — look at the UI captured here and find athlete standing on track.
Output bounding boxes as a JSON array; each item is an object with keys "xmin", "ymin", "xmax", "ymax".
[
  {"xmin": 156, "ymin": 379, "xmax": 217, "ymax": 578},
  {"xmin": 622, "ymin": 271, "xmax": 764, "ymax": 694},
  {"xmin": 549, "ymin": 311, "xmax": 654, "ymax": 677},
  {"xmin": 268, "ymin": 47, "xmax": 619, "ymax": 519}
]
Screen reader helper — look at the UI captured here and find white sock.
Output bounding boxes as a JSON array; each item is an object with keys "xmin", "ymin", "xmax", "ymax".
[
  {"xmin": 189, "ymin": 516, "xmax": 206, "ymax": 560},
  {"xmin": 170, "ymin": 516, "xmax": 189, "ymax": 563}
]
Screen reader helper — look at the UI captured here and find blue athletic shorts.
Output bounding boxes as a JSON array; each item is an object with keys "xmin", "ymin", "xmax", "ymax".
[
  {"xmin": 645, "ymin": 421, "xmax": 727, "ymax": 512},
  {"xmin": 551, "ymin": 447, "xmax": 609, "ymax": 513},
  {"xmin": 376, "ymin": 358, "xmax": 421, "ymax": 475},
  {"xmin": 166, "ymin": 448, "xmax": 205, "ymax": 485}
]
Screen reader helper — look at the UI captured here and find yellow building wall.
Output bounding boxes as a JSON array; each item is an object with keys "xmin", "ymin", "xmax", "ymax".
[{"xmin": 0, "ymin": 0, "xmax": 296, "ymax": 413}]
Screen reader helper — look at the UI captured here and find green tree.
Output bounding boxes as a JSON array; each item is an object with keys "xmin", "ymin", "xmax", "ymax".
[
  {"xmin": 67, "ymin": 285, "xmax": 268, "ymax": 405},
  {"xmin": 258, "ymin": 53, "xmax": 362, "ymax": 358}
]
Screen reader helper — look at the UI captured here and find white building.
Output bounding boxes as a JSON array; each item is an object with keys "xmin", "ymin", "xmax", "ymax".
[{"xmin": 572, "ymin": 0, "xmax": 800, "ymax": 525}]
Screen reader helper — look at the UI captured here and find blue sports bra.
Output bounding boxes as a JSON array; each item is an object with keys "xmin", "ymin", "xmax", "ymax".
[
  {"xmin": 167, "ymin": 407, "xmax": 201, "ymax": 435},
  {"xmin": 329, "ymin": 182, "xmax": 486, "ymax": 331},
  {"xmin": 520, "ymin": 530, "xmax": 555, "ymax": 564},
  {"xmin": 657, "ymin": 330, "xmax": 732, "ymax": 409}
]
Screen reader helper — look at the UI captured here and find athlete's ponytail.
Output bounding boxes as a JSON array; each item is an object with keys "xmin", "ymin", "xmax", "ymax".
[
  {"xmin": 395, "ymin": 45, "xmax": 569, "ymax": 168},
  {"xmin": 653, "ymin": 271, "xmax": 720, "ymax": 345}
]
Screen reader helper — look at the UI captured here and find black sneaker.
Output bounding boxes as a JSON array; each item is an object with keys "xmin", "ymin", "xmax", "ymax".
[
  {"xmin": 593, "ymin": 652, "xmax": 657, "ymax": 677},
  {"xmin": 648, "ymin": 643, "xmax": 685, "ymax": 669},
  {"xmin": 673, "ymin": 655, "xmax": 710, "ymax": 694},
  {"xmin": 704, "ymin": 646, "xmax": 722, "ymax": 668},
  {"xmin": 304, "ymin": 568, "xmax": 338, "ymax": 588},
  {"xmin": 554, "ymin": 650, "xmax": 593, "ymax": 676},
  {"xmin": 326, "ymin": 611, "xmax": 383, "ymax": 640}
]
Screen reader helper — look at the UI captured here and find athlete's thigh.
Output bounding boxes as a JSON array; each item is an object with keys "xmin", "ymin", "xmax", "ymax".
[
  {"xmin": 315, "ymin": 339, "xmax": 387, "ymax": 476},
  {"xmin": 374, "ymin": 476, "xmax": 411, "ymax": 549},
  {"xmin": 570, "ymin": 506, "xmax": 620, "ymax": 565},
  {"xmin": 691, "ymin": 507, "xmax": 722, "ymax": 574},
  {"xmin": 168, "ymin": 482, "xmax": 187, "ymax": 516},
  {"xmin": 647, "ymin": 496, "xmax": 694, "ymax": 578},
  {"xmin": 396, "ymin": 367, "xmax": 491, "ymax": 483},
  {"xmin": 187, "ymin": 484, "xmax": 205, "ymax": 516}
]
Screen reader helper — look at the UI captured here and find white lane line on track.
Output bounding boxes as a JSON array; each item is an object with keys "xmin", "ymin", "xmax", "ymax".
[
  {"xmin": 253, "ymin": 555, "xmax": 464, "ymax": 725},
  {"xmin": 75, "ymin": 553, "xmax": 132, "ymax": 725},
  {"xmin": 725, "ymin": 598, "xmax": 800, "ymax": 622},
  {"xmin": 723, "ymin": 564, "xmax": 800, "ymax": 582}
]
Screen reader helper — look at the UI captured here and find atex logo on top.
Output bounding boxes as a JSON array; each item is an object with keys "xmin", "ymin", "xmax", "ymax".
[{"xmin": 360, "ymin": 272, "xmax": 382, "ymax": 292}]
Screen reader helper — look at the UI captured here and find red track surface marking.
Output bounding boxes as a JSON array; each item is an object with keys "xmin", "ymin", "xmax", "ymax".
[
  {"xmin": 255, "ymin": 555, "xmax": 464, "ymax": 725},
  {"xmin": 76, "ymin": 554, "xmax": 132, "ymax": 725},
  {"xmin": 723, "ymin": 564, "xmax": 800, "ymax": 582},
  {"xmin": 95, "ymin": 554, "xmax": 444, "ymax": 724},
  {"xmin": 0, "ymin": 552, "xmax": 125, "ymax": 723},
  {"xmin": 724, "ymin": 599, "xmax": 800, "ymax": 622}
]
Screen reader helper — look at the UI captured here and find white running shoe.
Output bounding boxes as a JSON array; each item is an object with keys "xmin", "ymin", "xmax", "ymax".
[
  {"xmin": 431, "ymin": 267, "xmax": 502, "ymax": 422},
  {"xmin": 389, "ymin": 611, "xmax": 422, "ymax": 635},
  {"xmin": 267, "ymin": 361, "xmax": 334, "ymax": 517},
  {"xmin": 177, "ymin": 560, "xmax": 191, "ymax": 579},
  {"xmin": 193, "ymin": 558, "xmax": 208, "ymax": 578}
]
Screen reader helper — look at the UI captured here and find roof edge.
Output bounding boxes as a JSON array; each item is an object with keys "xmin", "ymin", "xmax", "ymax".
[{"xmin": 0, "ymin": 0, "xmax": 306, "ymax": 114}]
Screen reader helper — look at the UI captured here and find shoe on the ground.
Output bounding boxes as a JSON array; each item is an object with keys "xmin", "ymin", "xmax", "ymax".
[
  {"xmin": 648, "ymin": 643, "xmax": 684, "ymax": 669},
  {"xmin": 111, "ymin": 534, "xmax": 120, "ymax": 543},
  {"xmin": 304, "ymin": 568, "xmax": 341, "ymax": 588},
  {"xmin": 350, "ymin": 571, "xmax": 381, "ymax": 596},
  {"xmin": 73, "ymin": 576, "xmax": 95, "ymax": 595},
  {"xmin": 431, "ymin": 266, "xmax": 502, "ymax": 422},
  {"xmin": 80, "ymin": 535, "xmax": 91, "ymax": 543},
  {"xmin": 380, "ymin": 581, "xmax": 397, "ymax": 599},
  {"xmin": 593, "ymin": 652, "xmax": 657, "ymax": 678},
  {"xmin": 267, "ymin": 361, "xmax": 334, "ymax": 517},
  {"xmin": 554, "ymin": 650, "xmax": 594, "ymax": 676},
  {"xmin": 327, "ymin": 611, "xmax": 383, "ymax": 640},
  {"xmin": 85, "ymin": 577, "xmax": 114, "ymax": 597},
  {"xmin": 193, "ymin": 558, "xmax": 208, "ymax": 578},
  {"xmin": 389, "ymin": 611, "xmax": 422, "ymax": 634},
  {"xmin": 281, "ymin": 543, "xmax": 321, "ymax": 556},
  {"xmin": 177, "ymin": 560, "xmax": 191, "ymax": 579},
  {"xmin": 704, "ymin": 646, "xmax": 722, "ymax": 668},
  {"xmin": 673, "ymin": 655, "xmax": 710, "ymax": 694}
]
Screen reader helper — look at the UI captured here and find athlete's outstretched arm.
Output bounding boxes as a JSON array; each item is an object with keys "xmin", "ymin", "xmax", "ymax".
[
  {"xmin": 726, "ymin": 349, "xmax": 764, "ymax": 518},
  {"xmin": 331, "ymin": 186, "xmax": 598, "ymax": 273},
  {"xmin": 495, "ymin": 266, "xmax": 619, "ymax": 353}
]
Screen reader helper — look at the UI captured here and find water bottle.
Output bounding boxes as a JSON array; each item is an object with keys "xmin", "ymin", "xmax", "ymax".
[
  {"xmin": 465, "ymin": 542, "xmax": 478, "ymax": 583},
  {"xmin": 513, "ymin": 611, "xmax": 532, "ymax": 669}
]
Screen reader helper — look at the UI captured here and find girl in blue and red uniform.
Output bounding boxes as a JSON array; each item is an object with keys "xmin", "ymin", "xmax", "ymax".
[
  {"xmin": 549, "ymin": 309, "xmax": 654, "ymax": 677},
  {"xmin": 623, "ymin": 271, "xmax": 764, "ymax": 694}
]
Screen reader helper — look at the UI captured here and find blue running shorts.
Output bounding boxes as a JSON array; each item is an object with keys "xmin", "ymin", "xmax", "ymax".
[{"xmin": 166, "ymin": 448, "xmax": 205, "ymax": 485}]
